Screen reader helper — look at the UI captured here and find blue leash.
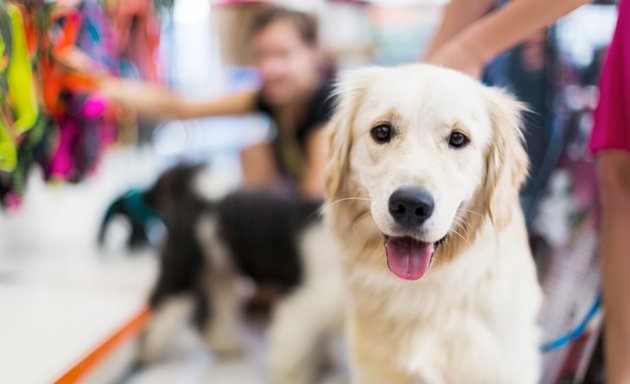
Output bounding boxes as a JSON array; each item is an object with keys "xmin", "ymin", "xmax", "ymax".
[{"xmin": 540, "ymin": 291, "xmax": 602, "ymax": 353}]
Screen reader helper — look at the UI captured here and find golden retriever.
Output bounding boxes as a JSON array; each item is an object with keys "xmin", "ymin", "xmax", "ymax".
[{"xmin": 324, "ymin": 64, "xmax": 542, "ymax": 384}]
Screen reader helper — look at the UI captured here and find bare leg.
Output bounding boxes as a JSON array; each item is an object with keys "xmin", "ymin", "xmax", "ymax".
[
  {"xmin": 240, "ymin": 142, "xmax": 281, "ymax": 190},
  {"xmin": 598, "ymin": 150, "xmax": 630, "ymax": 384}
]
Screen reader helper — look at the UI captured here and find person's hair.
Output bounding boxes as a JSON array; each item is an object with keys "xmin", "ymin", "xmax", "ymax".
[{"xmin": 249, "ymin": 6, "xmax": 318, "ymax": 46}]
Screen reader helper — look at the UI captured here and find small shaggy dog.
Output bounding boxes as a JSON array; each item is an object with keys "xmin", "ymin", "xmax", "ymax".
[
  {"xmin": 141, "ymin": 164, "xmax": 344, "ymax": 383},
  {"xmin": 324, "ymin": 64, "xmax": 542, "ymax": 383}
]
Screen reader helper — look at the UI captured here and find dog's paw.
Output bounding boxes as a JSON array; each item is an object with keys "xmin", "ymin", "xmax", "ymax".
[
  {"xmin": 138, "ymin": 331, "xmax": 170, "ymax": 364},
  {"xmin": 205, "ymin": 333, "xmax": 245, "ymax": 358},
  {"xmin": 268, "ymin": 369, "xmax": 313, "ymax": 384}
]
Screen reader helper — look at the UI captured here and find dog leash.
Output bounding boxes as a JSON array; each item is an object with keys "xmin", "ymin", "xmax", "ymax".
[{"xmin": 539, "ymin": 291, "xmax": 602, "ymax": 353}]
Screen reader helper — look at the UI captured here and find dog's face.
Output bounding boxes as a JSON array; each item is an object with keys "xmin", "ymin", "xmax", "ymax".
[
  {"xmin": 144, "ymin": 163, "xmax": 207, "ymax": 227},
  {"xmin": 326, "ymin": 64, "xmax": 528, "ymax": 281}
]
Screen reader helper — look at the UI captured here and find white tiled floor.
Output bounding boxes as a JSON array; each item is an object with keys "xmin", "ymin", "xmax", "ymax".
[
  {"xmin": 0, "ymin": 147, "xmax": 344, "ymax": 384},
  {"xmin": 0, "ymin": 256, "xmax": 155, "ymax": 383},
  {"xmin": 126, "ymin": 322, "xmax": 269, "ymax": 384},
  {"xmin": 0, "ymin": 149, "xmax": 161, "ymax": 383}
]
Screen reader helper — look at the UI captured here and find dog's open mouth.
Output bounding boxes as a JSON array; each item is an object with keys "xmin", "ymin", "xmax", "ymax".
[{"xmin": 384, "ymin": 235, "xmax": 446, "ymax": 281}]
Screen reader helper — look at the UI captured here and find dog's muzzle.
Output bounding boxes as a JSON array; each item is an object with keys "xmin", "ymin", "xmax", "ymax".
[{"xmin": 388, "ymin": 187, "xmax": 435, "ymax": 228}]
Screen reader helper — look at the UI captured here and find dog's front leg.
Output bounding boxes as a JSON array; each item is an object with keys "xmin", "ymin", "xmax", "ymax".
[
  {"xmin": 346, "ymin": 314, "xmax": 419, "ymax": 384},
  {"xmin": 203, "ymin": 270, "xmax": 244, "ymax": 357},
  {"xmin": 140, "ymin": 294, "xmax": 195, "ymax": 363},
  {"xmin": 197, "ymin": 216, "xmax": 244, "ymax": 357},
  {"xmin": 267, "ymin": 288, "xmax": 322, "ymax": 384},
  {"xmin": 267, "ymin": 281, "xmax": 347, "ymax": 384}
]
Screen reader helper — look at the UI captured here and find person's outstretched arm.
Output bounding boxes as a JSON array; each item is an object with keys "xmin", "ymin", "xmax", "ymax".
[
  {"xmin": 425, "ymin": 0, "xmax": 591, "ymax": 78},
  {"xmin": 424, "ymin": 0, "xmax": 496, "ymax": 59},
  {"xmin": 100, "ymin": 78, "xmax": 258, "ymax": 120}
]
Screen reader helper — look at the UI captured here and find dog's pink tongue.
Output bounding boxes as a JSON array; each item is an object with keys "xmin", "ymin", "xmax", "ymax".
[{"xmin": 385, "ymin": 237, "xmax": 434, "ymax": 281}]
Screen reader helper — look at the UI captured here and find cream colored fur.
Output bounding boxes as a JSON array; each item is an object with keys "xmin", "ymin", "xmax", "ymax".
[
  {"xmin": 267, "ymin": 222, "xmax": 346, "ymax": 384},
  {"xmin": 325, "ymin": 64, "xmax": 542, "ymax": 384}
]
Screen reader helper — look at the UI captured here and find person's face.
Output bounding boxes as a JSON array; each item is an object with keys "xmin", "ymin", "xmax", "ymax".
[{"xmin": 252, "ymin": 20, "xmax": 320, "ymax": 106}]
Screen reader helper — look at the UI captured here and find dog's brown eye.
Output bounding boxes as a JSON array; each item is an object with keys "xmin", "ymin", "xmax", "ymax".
[
  {"xmin": 448, "ymin": 131, "xmax": 469, "ymax": 149},
  {"xmin": 371, "ymin": 124, "xmax": 392, "ymax": 143}
]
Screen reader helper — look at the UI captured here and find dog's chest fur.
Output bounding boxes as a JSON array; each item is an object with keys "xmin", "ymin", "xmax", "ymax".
[{"xmin": 337, "ymin": 217, "xmax": 542, "ymax": 384}]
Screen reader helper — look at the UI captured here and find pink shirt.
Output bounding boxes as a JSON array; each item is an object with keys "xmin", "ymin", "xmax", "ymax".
[{"xmin": 590, "ymin": 0, "xmax": 630, "ymax": 154}]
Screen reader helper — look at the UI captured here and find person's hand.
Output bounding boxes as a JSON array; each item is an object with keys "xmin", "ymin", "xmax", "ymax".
[
  {"xmin": 98, "ymin": 78, "xmax": 152, "ymax": 104},
  {"xmin": 97, "ymin": 77, "xmax": 124, "ymax": 100},
  {"xmin": 424, "ymin": 35, "xmax": 486, "ymax": 80},
  {"xmin": 98, "ymin": 77, "xmax": 173, "ymax": 115}
]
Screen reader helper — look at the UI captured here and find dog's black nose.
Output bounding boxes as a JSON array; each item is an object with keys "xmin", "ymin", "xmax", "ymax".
[{"xmin": 388, "ymin": 187, "xmax": 435, "ymax": 227}]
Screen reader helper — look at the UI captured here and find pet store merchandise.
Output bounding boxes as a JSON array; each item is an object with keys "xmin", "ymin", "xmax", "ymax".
[{"xmin": 0, "ymin": 0, "xmax": 164, "ymax": 209}]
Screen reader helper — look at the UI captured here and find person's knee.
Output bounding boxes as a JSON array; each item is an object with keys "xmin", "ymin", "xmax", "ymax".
[
  {"xmin": 598, "ymin": 151, "xmax": 630, "ymax": 211},
  {"xmin": 240, "ymin": 143, "xmax": 279, "ymax": 188}
]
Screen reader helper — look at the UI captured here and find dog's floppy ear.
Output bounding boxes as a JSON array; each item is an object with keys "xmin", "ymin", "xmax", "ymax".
[
  {"xmin": 325, "ymin": 67, "xmax": 382, "ymax": 201},
  {"xmin": 483, "ymin": 87, "xmax": 529, "ymax": 229}
]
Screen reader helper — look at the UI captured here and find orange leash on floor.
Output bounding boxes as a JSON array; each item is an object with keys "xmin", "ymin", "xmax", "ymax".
[{"xmin": 54, "ymin": 306, "xmax": 151, "ymax": 384}]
